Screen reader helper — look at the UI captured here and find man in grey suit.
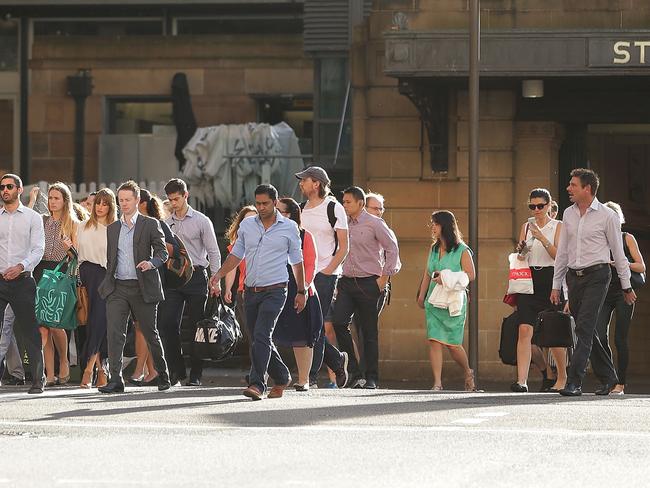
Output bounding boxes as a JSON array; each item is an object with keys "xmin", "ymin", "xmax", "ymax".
[{"xmin": 98, "ymin": 180, "xmax": 171, "ymax": 393}]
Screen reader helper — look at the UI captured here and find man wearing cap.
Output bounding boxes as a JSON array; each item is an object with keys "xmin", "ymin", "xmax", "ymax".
[{"xmin": 296, "ymin": 166, "xmax": 350, "ymax": 388}]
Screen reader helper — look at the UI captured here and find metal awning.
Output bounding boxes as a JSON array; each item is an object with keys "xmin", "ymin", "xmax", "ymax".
[{"xmin": 385, "ymin": 30, "xmax": 650, "ymax": 78}]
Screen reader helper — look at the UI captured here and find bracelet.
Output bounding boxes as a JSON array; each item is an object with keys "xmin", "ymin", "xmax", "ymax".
[{"xmin": 543, "ymin": 240, "xmax": 551, "ymax": 248}]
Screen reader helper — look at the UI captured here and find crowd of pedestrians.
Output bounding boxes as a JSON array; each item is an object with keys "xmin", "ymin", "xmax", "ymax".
[{"xmin": 0, "ymin": 165, "xmax": 644, "ymax": 398}]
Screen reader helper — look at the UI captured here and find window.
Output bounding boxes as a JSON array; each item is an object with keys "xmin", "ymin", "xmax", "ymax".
[
  {"xmin": 256, "ymin": 95, "xmax": 313, "ymax": 155},
  {"xmin": 314, "ymin": 57, "xmax": 351, "ymax": 169},
  {"xmin": 0, "ymin": 20, "xmax": 18, "ymax": 71},
  {"xmin": 34, "ymin": 19, "xmax": 163, "ymax": 37},
  {"xmin": 176, "ymin": 15, "xmax": 302, "ymax": 36},
  {"xmin": 107, "ymin": 97, "xmax": 173, "ymax": 135}
]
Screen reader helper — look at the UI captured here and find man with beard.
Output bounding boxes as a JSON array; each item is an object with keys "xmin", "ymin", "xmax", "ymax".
[{"xmin": 0, "ymin": 174, "xmax": 46, "ymax": 394}]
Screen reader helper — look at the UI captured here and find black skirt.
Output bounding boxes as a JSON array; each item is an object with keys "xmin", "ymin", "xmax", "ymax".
[{"xmin": 517, "ymin": 266, "xmax": 560, "ymax": 326}]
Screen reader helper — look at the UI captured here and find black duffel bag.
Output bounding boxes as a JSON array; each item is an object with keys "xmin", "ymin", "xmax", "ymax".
[
  {"xmin": 193, "ymin": 297, "xmax": 243, "ymax": 361},
  {"xmin": 499, "ymin": 311, "xmax": 519, "ymax": 366},
  {"xmin": 533, "ymin": 310, "xmax": 575, "ymax": 348}
]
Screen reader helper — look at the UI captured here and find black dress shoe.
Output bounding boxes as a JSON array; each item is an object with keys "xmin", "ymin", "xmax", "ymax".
[
  {"xmin": 98, "ymin": 381, "xmax": 125, "ymax": 394},
  {"xmin": 510, "ymin": 382, "xmax": 528, "ymax": 393},
  {"xmin": 595, "ymin": 382, "xmax": 617, "ymax": 396},
  {"xmin": 158, "ymin": 372, "xmax": 171, "ymax": 391},
  {"xmin": 364, "ymin": 379, "xmax": 378, "ymax": 389},
  {"xmin": 559, "ymin": 383, "xmax": 582, "ymax": 396},
  {"xmin": 186, "ymin": 378, "xmax": 202, "ymax": 387},
  {"xmin": 27, "ymin": 383, "xmax": 44, "ymax": 394},
  {"xmin": 4, "ymin": 376, "xmax": 26, "ymax": 386}
]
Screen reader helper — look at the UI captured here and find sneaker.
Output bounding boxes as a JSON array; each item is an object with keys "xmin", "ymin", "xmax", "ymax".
[
  {"xmin": 349, "ymin": 378, "xmax": 366, "ymax": 389},
  {"xmin": 334, "ymin": 352, "xmax": 349, "ymax": 388},
  {"xmin": 323, "ymin": 381, "xmax": 338, "ymax": 389},
  {"xmin": 294, "ymin": 383, "xmax": 309, "ymax": 392}
]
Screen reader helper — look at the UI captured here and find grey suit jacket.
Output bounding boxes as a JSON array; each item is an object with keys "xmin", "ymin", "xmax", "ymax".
[{"xmin": 98, "ymin": 214, "xmax": 169, "ymax": 304}]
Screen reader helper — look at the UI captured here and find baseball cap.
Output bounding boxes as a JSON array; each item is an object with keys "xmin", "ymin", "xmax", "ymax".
[{"xmin": 295, "ymin": 166, "xmax": 331, "ymax": 187}]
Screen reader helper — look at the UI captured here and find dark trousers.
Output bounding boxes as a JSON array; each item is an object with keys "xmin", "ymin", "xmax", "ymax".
[
  {"xmin": 566, "ymin": 266, "xmax": 618, "ymax": 386},
  {"xmin": 244, "ymin": 287, "xmax": 290, "ymax": 393},
  {"xmin": 595, "ymin": 290, "xmax": 634, "ymax": 385},
  {"xmin": 332, "ymin": 276, "xmax": 382, "ymax": 382},
  {"xmin": 105, "ymin": 280, "xmax": 169, "ymax": 382},
  {"xmin": 0, "ymin": 276, "xmax": 44, "ymax": 387},
  {"xmin": 309, "ymin": 272, "xmax": 343, "ymax": 383},
  {"xmin": 157, "ymin": 268, "xmax": 208, "ymax": 380}
]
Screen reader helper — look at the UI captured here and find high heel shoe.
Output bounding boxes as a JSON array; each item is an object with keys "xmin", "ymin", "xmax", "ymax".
[
  {"xmin": 80, "ymin": 370, "xmax": 92, "ymax": 389},
  {"xmin": 56, "ymin": 374, "xmax": 70, "ymax": 385},
  {"xmin": 464, "ymin": 369, "xmax": 477, "ymax": 392},
  {"xmin": 127, "ymin": 374, "xmax": 145, "ymax": 386}
]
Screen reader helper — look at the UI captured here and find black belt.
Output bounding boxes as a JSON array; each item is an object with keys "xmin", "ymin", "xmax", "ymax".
[
  {"xmin": 246, "ymin": 282, "xmax": 287, "ymax": 293},
  {"xmin": 568, "ymin": 263, "xmax": 608, "ymax": 277},
  {"xmin": 0, "ymin": 271, "xmax": 32, "ymax": 281}
]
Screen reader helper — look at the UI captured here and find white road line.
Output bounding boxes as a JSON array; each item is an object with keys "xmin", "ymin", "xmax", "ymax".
[
  {"xmin": 0, "ymin": 419, "xmax": 649, "ymax": 438},
  {"xmin": 452, "ymin": 418, "xmax": 489, "ymax": 425},
  {"xmin": 475, "ymin": 412, "xmax": 510, "ymax": 417}
]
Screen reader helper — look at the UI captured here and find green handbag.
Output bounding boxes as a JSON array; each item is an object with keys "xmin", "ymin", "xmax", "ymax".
[{"xmin": 35, "ymin": 256, "xmax": 79, "ymax": 330}]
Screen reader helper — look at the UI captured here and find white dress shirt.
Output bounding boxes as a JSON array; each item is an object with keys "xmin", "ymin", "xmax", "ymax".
[
  {"xmin": 553, "ymin": 197, "xmax": 631, "ymax": 290},
  {"xmin": 0, "ymin": 203, "xmax": 45, "ymax": 273},
  {"xmin": 165, "ymin": 206, "xmax": 221, "ymax": 273}
]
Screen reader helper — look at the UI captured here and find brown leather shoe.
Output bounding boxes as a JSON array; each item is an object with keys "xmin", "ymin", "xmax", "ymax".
[
  {"xmin": 243, "ymin": 385, "xmax": 263, "ymax": 401},
  {"xmin": 267, "ymin": 385, "xmax": 287, "ymax": 399}
]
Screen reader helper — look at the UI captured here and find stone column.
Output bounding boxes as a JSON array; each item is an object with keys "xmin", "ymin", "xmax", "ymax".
[{"xmin": 513, "ymin": 122, "xmax": 565, "ymax": 239}]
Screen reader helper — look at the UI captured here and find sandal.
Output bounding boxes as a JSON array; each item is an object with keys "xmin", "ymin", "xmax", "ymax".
[
  {"xmin": 431, "ymin": 385, "xmax": 444, "ymax": 392},
  {"xmin": 464, "ymin": 369, "xmax": 477, "ymax": 392}
]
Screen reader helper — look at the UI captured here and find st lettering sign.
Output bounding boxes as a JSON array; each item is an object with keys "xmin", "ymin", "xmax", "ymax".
[{"xmin": 589, "ymin": 38, "xmax": 650, "ymax": 67}]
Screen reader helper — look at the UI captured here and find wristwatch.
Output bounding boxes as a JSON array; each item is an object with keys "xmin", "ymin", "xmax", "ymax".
[
  {"xmin": 623, "ymin": 287, "xmax": 633, "ymax": 293},
  {"xmin": 296, "ymin": 289, "xmax": 307, "ymax": 295}
]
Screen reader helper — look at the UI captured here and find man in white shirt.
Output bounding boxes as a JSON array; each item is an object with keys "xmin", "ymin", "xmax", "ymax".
[
  {"xmin": 551, "ymin": 168, "xmax": 633, "ymax": 396},
  {"xmin": 0, "ymin": 174, "xmax": 46, "ymax": 394},
  {"xmin": 296, "ymin": 166, "xmax": 350, "ymax": 388}
]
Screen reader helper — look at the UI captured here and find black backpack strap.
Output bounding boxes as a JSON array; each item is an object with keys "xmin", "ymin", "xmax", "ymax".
[
  {"xmin": 327, "ymin": 200, "xmax": 338, "ymax": 256},
  {"xmin": 299, "ymin": 201, "xmax": 306, "ymax": 211}
]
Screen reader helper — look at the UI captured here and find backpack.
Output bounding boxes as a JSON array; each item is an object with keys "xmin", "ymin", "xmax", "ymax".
[{"xmin": 299, "ymin": 200, "xmax": 338, "ymax": 256}]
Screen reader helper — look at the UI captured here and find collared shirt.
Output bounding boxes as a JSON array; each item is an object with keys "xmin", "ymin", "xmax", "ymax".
[
  {"xmin": 553, "ymin": 197, "xmax": 631, "ymax": 290},
  {"xmin": 165, "ymin": 205, "xmax": 221, "ymax": 273},
  {"xmin": 0, "ymin": 203, "xmax": 45, "ymax": 273},
  {"xmin": 342, "ymin": 209, "xmax": 401, "ymax": 278},
  {"xmin": 115, "ymin": 212, "xmax": 139, "ymax": 280},
  {"xmin": 230, "ymin": 211, "xmax": 303, "ymax": 287}
]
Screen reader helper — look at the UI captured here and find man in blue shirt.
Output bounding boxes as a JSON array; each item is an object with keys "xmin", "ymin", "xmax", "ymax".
[{"xmin": 210, "ymin": 184, "xmax": 306, "ymax": 400}]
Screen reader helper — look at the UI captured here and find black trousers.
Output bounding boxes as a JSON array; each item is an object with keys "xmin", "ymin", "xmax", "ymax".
[
  {"xmin": 157, "ymin": 268, "xmax": 208, "ymax": 380},
  {"xmin": 566, "ymin": 266, "xmax": 618, "ymax": 387},
  {"xmin": 595, "ymin": 289, "xmax": 634, "ymax": 385},
  {"xmin": 332, "ymin": 276, "xmax": 382, "ymax": 382},
  {"xmin": 0, "ymin": 275, "xmax": 44, "ymax": 387},
  {"xmin": 105, "ymin": 280, "xmax": 169, "ymax": 382}
]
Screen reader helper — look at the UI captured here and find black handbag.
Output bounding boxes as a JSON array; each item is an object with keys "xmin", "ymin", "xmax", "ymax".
[
  {"xmin": 193, "ymin": 297, "xmax": 242, "ymax": 361},
  {"xmin": 499, "ymin": 311, "xmax": 519, "ymax": 366},
  {"xmin": 533, "ymin": 310, "xmax": 575, "ymax": 348}
]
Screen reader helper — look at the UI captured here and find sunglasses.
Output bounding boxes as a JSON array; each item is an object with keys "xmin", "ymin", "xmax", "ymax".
[
  {"xmin": 0, "ymin": 184, "xmax": 16, "ymax": 191},
  {"xmin": 528, "ymin": 203, "xmax": 547, "ymax": 210}
]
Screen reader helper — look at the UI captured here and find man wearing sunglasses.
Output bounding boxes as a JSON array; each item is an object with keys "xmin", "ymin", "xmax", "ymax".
[{"xmin": 0, "ymin": 174, "xmax": 46, "ymax": 394}]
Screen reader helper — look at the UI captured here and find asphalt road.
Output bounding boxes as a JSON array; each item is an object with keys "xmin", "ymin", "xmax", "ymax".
[{"xmin": 1, "ymin": 380, "xmax": 649, "ymax": 488}]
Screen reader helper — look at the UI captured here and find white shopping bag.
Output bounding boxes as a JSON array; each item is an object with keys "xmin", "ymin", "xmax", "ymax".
[{"xmin": 506, "ymin": 253, "xmax": 534, "ymax": 295}]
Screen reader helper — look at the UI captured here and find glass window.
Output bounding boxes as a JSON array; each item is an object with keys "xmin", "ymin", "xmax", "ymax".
[
  {"xmin": 257, "ymin": 96, "xmax": 313, "ymax": 155},
  {"xmin": 319, "ymin": 58, "xmax": 348, "ymax": 119},
  {"xmin": 0, "ymin": 99, "xmax": 14, "ymax": 169},
  {"xmin": 177, "ymin": 16, "xmax": 302, "ymax": 36},
  {"xmin": 34, "ymin": 20, "xmax": 163, "ymax": 37},
  {"xmin": 108, "ymin": 99, "xmax": 173, "ymax": 134},
  {"xmin": 0, "ymin": 20, "xmax": 18, "ymax": 71}
]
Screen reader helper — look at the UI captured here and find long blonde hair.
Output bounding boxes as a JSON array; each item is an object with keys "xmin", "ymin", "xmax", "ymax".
[
  {"xmin": 48, "ymin": 182, "xmax": 79, "ymax": 238},
  {"xmin": 85, "ymin": 188, "xmax": 117, "ymax": 229}
]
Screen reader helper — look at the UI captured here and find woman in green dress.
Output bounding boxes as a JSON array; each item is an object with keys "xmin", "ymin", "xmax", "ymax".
[{"xmin": 417, "ymin": 210, "xmax": 476, "ymax": 391}]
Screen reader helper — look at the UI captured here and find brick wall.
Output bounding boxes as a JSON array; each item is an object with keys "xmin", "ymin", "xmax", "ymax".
[{"xmin": 28, "ymin": 34, "xmax": 313, "ymax": 183}]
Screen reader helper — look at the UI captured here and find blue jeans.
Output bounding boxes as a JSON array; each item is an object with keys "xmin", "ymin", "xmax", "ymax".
[
  {"xmin": 244, "ymin": 287, "xmax": 290, "ymax": 392},
  {"xmin": 309, "ymin": 272, "xmax": 343, "ymax": 383}
]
